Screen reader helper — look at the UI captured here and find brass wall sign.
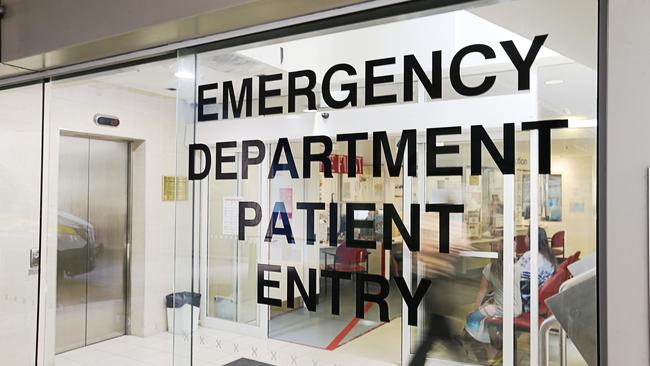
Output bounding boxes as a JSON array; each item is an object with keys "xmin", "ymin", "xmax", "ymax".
[{"xmin": 162, "ymin": 176, "xmax": 188, "ymax": 201}]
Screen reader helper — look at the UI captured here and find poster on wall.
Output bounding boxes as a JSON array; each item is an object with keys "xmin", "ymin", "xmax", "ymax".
[
  {"xmin": 223, "ymin": 196, "xmax": 243, "ymax": 236},
  {"xmin": 522, "ymin": 174, "xmax": 531, "ymax": 219},
  {"xmin": 545, "ymin": 174, "xmax": 562, "ymax": 221},
  {"xmin": 279, "ymin": 188, "xmax": 293, "ymax": 219}
]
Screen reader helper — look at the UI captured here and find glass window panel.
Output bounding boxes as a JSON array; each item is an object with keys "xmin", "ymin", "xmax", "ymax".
[{"xmin": 193, "ymin": 0, "xmax": 598, "ymax": 364}]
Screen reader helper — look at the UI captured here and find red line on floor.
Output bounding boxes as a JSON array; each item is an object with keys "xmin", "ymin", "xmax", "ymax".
[{"xmin": 325, "ymin": 302, "xmax": 374, "ymax": 351}]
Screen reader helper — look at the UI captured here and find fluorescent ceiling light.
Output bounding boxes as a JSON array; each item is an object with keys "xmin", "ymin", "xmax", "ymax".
[
  {"xmin": 568, "ymin": 118, "xmax": 597, "ymax": 129},
  {"xmin": 174, "ymin": 70, "xmax": 194, "ymax": 79},
  {"xmin": 544, "ymin": 79, "xmax": 564, "ymax": 85}
]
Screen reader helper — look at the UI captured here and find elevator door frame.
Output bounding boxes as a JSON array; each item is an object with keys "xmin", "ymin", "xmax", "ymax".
[{"xmin": 56, "ymin": 132, "xmax": 132, "ymax": 353}]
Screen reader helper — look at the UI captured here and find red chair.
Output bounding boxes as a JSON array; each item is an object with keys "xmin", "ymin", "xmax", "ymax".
[
  {"xmin": 330, "ymin": 242, "xmax": 369, "ymax": 273},
  {"xmin": 515, "ymin": 235, "xmax": 528, "ymax": 257},
  {"xmin": 559, "ymin": 250, "xmax": 580, "ymax": 279},
  {"xmin": 551, "ymin": 231, "xmax": 565, "ymax": 258},
  {"xmin": 485, "ymin": 267, "xmax": 568, "ymax": 349},
  {"xmin": 485, "ymin": 253, "xmax": 579, "ymax": 336},
  {"xmin": 559, "ymin": 251, "xmax": 581, "ymax": 272},
  {"xmin": 323, "ymin": 242, "xmax": 369, "ymax": 293},
  {"xmin": 538, "ymin": 267, "xmax": 569, "ymax": 315}
]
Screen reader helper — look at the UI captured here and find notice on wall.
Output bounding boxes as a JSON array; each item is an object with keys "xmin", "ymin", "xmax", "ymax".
[
  {"xmin": 279, "ymin": 188, "xmax": 293, "ymax": 219},
  {"xmin": 570, "ymin": 202, "xmax": 585, "ymax": 213},
  {"xmin": 319, "ymin": 154, "xmax": 363, "ymax": 174},
  {"xmin": 223, "ymin": 196, "xmax": 243, "ymax": 236}
]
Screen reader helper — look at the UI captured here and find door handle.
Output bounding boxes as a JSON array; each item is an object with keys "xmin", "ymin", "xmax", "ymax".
[{"xmin": 30, "ymin": 248, "xmax": 40, "ymax": 268}]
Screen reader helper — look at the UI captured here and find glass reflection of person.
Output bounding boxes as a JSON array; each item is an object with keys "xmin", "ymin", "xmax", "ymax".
[{"xmin": 518, "ymin": 227, "xmax": 558, "ymax": 312}]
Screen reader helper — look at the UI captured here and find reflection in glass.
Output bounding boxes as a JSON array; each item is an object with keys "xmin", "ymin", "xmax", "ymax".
[{"xmin": 410, "ymin": 133, "xmax": 511, "ymax": 365}]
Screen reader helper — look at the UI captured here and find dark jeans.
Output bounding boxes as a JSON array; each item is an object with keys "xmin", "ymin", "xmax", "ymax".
[
  {"xmin": 410, "ymin": 313, "xmax": 455, "ymax": 366},
  {"xmin": 409, "ymin": 276, "xmax": 464, "ymax": 366}
]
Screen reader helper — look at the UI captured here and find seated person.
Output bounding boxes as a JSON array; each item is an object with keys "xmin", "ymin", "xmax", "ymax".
[
  {"xmin": 517, "ymin": 227, "xmax": 558, "ymax": 312},
  {"xmin": 465, "ymin": 247, "xmax": 523, "ymax": 354}
]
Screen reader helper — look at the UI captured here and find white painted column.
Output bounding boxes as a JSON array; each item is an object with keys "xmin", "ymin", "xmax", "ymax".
[
  {"xmin": 529, "ymin": 129, "xmax": 540, "ymax": 366},
  {"xmin": 259, "ymin": 145, "xmax": 270, "ymax": 338},
  {"xmin": 503, "ymin": 174, "xmax": 515, "ymax": 365}
]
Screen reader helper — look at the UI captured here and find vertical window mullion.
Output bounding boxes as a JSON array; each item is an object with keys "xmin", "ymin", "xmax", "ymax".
[
  {"xmin": 530, "ymin": 129, "xmax": 540, "ymax": 366},
  {"xmin": 503, "ymin": 170, "xmax": 515, "ymax": 365}
]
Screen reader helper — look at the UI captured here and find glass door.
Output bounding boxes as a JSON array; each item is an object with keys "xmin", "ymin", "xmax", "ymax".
[
  {"xmin": 204, "ymin": 147, "xmax": 266, "ymax": 335},
  {"xmin": 405, "ymin": 134, "xmax": 516, "ymax": 366}
]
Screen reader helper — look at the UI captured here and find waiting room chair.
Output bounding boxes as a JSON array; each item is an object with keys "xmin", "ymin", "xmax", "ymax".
[
  {"xmin": 323, "ymin": 242, "xmax": 369, "ymax": 293},
  {"xmin": 551, "ymin": 231, "xmax": 565, "ymax": 259},
  {"xmin": 515, "ymin": 235, "xmax": 528, "ymax": 257},
  {"xmin": 486, "ymin": 267, "xmax": 568, "ymax": 327},
  {"xmin": 486, "ymin": 250, "xmax": 580, "ymax": 328},
  {"xmin": 330, "ymin": 242, "xmax": 369, "ymax": 273},
  {"xmin": 484, "ymin": 261, "xmax": 575, "ymax": 356},
  {"xmin": 559, "ymin": 251, "xmax": 581, "ymax": 271}
]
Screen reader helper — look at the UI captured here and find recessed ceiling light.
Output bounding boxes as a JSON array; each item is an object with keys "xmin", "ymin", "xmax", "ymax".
[
  {"xmin": 568, "ymin": 117, "xmax": 597, "ymax": 129},
  {"xmin": 545, "ymin": 79, "xmax": 564, "ymax": 85},
  {"xmin": 174, "ymin": 70, "xmax": 194, "ymax": 79}
]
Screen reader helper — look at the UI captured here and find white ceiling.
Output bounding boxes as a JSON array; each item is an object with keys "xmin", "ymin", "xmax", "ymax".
[{"xmin": 470, "ymin": 0, "xmax": 598, "ymax": 69}]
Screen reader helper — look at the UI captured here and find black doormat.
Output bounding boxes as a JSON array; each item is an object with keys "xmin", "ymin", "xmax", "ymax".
[{"xmin": 224, "ymin": 358, "xmax": 274, "ymax": 366}]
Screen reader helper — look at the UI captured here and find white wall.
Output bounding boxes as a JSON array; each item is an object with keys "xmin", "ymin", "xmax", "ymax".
[
  {"xmin": 606, "ymin": 0, "xmax": 650, "ymax": 364},
  {"xmin": 542, "ymin": 148, "xmax": 596, "ymax": 258}
]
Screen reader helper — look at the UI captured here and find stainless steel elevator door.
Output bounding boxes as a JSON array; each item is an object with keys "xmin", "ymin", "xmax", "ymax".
[{"xmin": 56, "ymin": 136, "xmax": 128, "ymax": 354}]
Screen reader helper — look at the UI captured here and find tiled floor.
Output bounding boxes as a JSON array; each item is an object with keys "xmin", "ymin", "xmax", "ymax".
[
  {"xmin": 269, "ymin": 280, "xmax": 403, "ymax": 349},
  {"xmin": 54, "ymin": 324, "xmax": 587, "ymax": 366},
  {"xmin": 54, "ymin": 326, "xmax": 399, "ymax": 366}
]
